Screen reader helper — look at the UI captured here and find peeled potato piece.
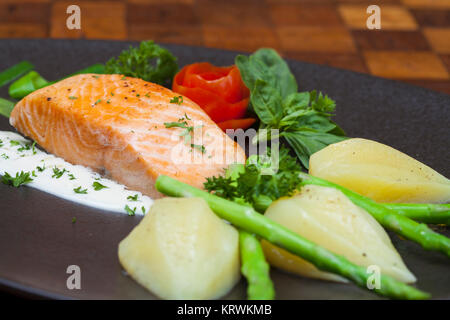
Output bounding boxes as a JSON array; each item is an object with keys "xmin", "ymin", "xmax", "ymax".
[
  {"xmin": 262, "ymin": 185, "xmax": 416, "ymax": 283},
  {"xmin": 118, "ymin": 197, "xmax": 240, "ymax": 300},
  {"xmin": 309, "ymin": 138, "xmax": 450, "ymax": 203}
]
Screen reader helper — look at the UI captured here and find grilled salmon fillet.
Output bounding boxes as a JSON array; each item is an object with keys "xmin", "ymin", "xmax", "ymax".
[{"xmin": 10, "ymin": 74, "xmax": 246, "ymax": 198}]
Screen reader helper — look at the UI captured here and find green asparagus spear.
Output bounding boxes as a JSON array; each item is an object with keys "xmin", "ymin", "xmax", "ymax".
[
  {"xmin": 155, "ymin": 175, "xmax": 430, "ymax": 300},
  {"xmin": 298, "ymin": 173, "xmax": 450, "ymax": 258},
  {"xmin": 380, "ymin": 203, "xmax": 450, "ymax": 226},
  {"xmin": 239, "ymin": 230, "xmax": 275, "ymax": 300}
]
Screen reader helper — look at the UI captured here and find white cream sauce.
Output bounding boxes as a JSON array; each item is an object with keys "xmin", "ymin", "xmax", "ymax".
[{"xmin": 0, "ymin": 131, "xmax": 152, "ymax": 215}]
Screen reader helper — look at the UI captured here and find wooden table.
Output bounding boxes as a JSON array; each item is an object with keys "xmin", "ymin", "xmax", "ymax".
[{"xmin": 1, "ymin": 0, "xmax": 449, "ymax": 94}]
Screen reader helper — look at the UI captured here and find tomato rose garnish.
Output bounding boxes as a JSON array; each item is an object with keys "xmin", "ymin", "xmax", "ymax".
[{"xmin": 172, "ymin": 62, "xmax": 255, "ymax": 131}]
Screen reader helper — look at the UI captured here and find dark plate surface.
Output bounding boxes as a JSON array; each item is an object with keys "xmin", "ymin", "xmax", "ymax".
[{"xmin": 0, "ymin": 39, "xmax": 448, "ymax": 300}]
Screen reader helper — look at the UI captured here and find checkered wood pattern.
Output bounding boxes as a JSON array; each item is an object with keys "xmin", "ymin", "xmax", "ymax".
[{"xmin": 0, "ymin": 0, "xmax": 449, "ymax": 94}]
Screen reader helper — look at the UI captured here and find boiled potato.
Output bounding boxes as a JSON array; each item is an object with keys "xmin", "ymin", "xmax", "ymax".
[
  {"xmin": 309, "ymin": 138, "xmax": 450, "ymax": 203},
  {"xmin": 118, "ymin": 197, "xmax": 240, "ymax": 300},
  {"xmin": 261, "ymin": 185, "xmax": 416, "ymax": 283}
]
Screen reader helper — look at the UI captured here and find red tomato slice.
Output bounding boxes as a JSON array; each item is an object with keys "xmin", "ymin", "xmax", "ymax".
[
  {"xmin": 217, "ymin": 118, "xmax": 256, "ymax": 131},
  {"xmin": 172, "ymin": 62, "xmax": 252, "ymax": 130}
]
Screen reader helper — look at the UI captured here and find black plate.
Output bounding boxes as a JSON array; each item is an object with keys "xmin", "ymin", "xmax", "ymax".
[{"xmin": 0, "ymin": 39, "xmax": 448, "ymax": 300}]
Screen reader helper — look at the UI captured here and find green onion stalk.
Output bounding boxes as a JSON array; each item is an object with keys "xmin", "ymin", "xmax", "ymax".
[
  {"xmin": 7, "ymin": 63, "xmax": 105, "ymax": 100},
  {"xmin": 0, "ymin": 61, "xmax": 34, "ymax": 88},
  {"xmin": 0, "ymin": 98, "xmax": 15, "ymax": 118},
  {"xmin": 155, "ymin": 175, "xmax": 430, "ymax": 300}
]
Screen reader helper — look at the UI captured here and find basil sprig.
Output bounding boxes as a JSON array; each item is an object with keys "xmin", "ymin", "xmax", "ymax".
[{"xmin": 236, "ymin": 48, "xmax": 347, "ymax": 168}]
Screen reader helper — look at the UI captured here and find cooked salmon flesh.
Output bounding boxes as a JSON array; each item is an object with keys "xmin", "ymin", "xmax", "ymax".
[{"xmin": 10, "ymin": 74, "xmax": 246, "ymax": 198}]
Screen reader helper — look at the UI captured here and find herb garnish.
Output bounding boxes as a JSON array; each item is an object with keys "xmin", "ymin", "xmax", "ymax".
[
  {"xmin": 52, "ymin": 167, "xmax": 66, "ymax": 179},
  {"xmin": 68, "ymin": 173, "xmax": 76, "ymax": 180},
  {"xmin": 105, "ymin": 40, "xmax": 178, "ymax": 86},
  {"xmin": 127, "ymin": 194, "xmax": 139, "ymax": 201},
  {"xmin": 191, "ymin": 144, "xmax": 206, "ymax": 154},
  {"xmin": 1, "ymin": 153, "xmax": 9, "ymax": 159},
  {"xmin": 1, "ymin": 171, "xmax": 33, "ymax": 187},
  {"xmin": 94, "ymin": 99, "xmax": 101, "ymax": 105},
  {"xmin": 10, "ymin": 140, "xmax": 21, "ymax": 146},
  {"xmin": 92, "ymin": 181, "xmax": 108, "ymax": 191},
  {"xmin": 72, "ymin": 217, "xmax": 77, "ymax": 224},
  {"xmin": 73, "ymin": 186, "xmax": 88, "ymax": 194},
  {"xmin": 69, "ymin": 96, "xmax": 78, "ymax": 100},
  {"xmin": 141, "ymin": 206, "xmax": 146, "ymax": 214},
  {"xmin": 164, "ymin": 115, "xmax": 206, "ymax": 153},
  {"xmin": 125, "ymin": 205, "xmax": 136, "ymax": 216},
  {"xmin": 204, "ymin": 146, "xmax": 302, "ymax": 212},
  {"xmin": 36, "ymin": 165, "xmax": 45, "ymax": 172},
  {"xmin": 170, "ymin": 96, "xmax": 183, "ymax": 105},
  {"xmin": 235, "ymin": 49, "xmax": 347, "ymax": 168}
]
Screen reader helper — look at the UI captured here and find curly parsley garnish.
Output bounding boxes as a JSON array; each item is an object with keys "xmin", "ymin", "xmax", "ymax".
[
  {"xmin": 104, "ymin": 40, "xmax": 178, "ymax": 86},
  {"xmin": 1, "ymin": 171, "xmax": 33, "ymax": 187},
  {"xmin": 204, "ymin": 146, "xmax": 302, "ymax": 212}
]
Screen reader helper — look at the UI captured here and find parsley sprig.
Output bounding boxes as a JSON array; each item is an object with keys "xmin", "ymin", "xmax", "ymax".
[
  {"xmin": 104, "ymin": 40, "xmax": 178, "ymax": 87},
  {"xmin": 204, "ymin": 146, "xmax": 302, "ymax": 212}
]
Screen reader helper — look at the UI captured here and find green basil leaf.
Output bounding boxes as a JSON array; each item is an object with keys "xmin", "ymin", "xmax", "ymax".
[
  {"xmin": 289, "ymin": 110, "xmax": 338, "ymax": 132},
  {"xmin": 253, "ymin": 49, "xmax": 298, "ymax": 98},
  {"xmin": 282, "ymin": 130, "xmax": 348, "ymax": 168},
  {"xmin": 235, "ymin": 54, "xmax": 274, "ymax": 91},
  {"xmin": 251, "ymin": 79, "xmax": 283, "ymax": 126},
  {"xmin": 283, "ymin": 92, "xmax": 310, "ymax": 112}
]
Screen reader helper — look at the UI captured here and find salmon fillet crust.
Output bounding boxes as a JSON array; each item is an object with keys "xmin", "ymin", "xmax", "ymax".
[{"xmin": 10, "ymin": 74, "xmax": 246, "ymax": 198}]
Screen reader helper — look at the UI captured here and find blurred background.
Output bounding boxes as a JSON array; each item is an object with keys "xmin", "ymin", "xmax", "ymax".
[{"xmin": 0, "ymin": 0, "xmax": 449, "ymax": 94}]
